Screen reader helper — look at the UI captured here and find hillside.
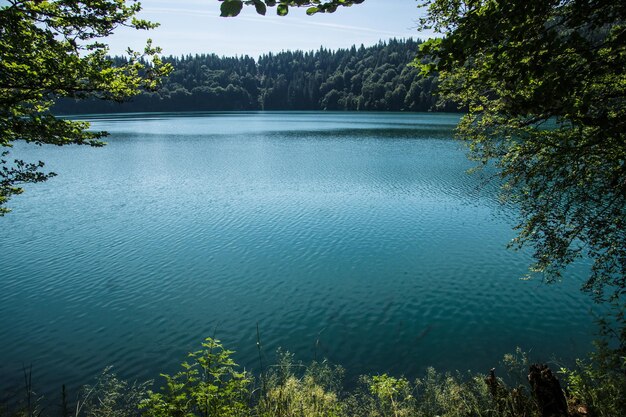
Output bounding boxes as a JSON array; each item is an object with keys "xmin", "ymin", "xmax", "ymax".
[{"xmin": 53, "ymin": 39, "xmax": 457, "ymax": 114}]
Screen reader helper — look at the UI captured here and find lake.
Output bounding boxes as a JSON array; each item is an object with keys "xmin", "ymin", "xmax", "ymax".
[{"xmin": 0, "ymin": 112, "xmax": 595, "ymax": 397}]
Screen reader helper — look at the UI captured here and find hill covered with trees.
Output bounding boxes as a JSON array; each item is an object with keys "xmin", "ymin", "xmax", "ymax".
[{"xmin": 53, "ymin": 38, "xmax": 457, "ymax": 114}]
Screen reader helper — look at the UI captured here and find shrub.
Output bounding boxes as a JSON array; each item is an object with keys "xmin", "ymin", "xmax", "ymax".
[
  {"xmin": 75, "ymin": 367, "xmax": 150, "ymax": 417},
  {"xmin": 140, "ymin": 338, "xmax": 251, "ymax": 417},
  {"xmin": 561, "ymin": 343, "xmax": 626, "ymax": 417}
]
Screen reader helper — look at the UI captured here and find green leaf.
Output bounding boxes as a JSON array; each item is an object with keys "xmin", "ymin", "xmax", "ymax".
[
  {"xmin": 254, "ymin": 0, "xmax": 267, "ymax": 15},
  {"xmin": 220, "ymin": 0, "xmax": 243, "ymax": 17},
  {"xmin": 306, "ymin": 6, "xmax": 319, "ymax": 15},
  {"xmin": 277, "ymin": 4, "xmax": 288, "ymax": 16}
]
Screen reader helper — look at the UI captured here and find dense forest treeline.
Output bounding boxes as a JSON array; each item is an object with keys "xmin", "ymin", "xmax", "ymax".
[{"xmin": 53, "ymin": 39, "xmax": 458, "ymax": 114}]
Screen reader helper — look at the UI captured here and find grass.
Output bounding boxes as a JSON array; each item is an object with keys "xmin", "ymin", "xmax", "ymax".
[{"xmin": 1, "ymin": 340, "xmax": 624, "ymax": 417}]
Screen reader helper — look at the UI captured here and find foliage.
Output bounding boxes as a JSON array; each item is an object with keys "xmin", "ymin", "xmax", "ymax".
[
  {"xmin": 140, "ymin": 337, "xmax": 251, "ymax": 417},
  {"xmin": 561, "ymin": 303, "xmax": 626, "ymax": 416},
  {"xmin": 561, "ymin": 356, "xmax": 626, "ymax": 417},
  {"xmin": 257, "ymin": 352, "xmax": 345, "ymax": 417},
  {"xmin": 350, "ymin": 366, "xmax": 539, "ymax": 417},
  {"xmin": 366, "ymin": 374, "xmax": 413, "ymax": 417},
  {"xmin": 415, "ymin": 0, "xmax": 626, "ymax": 303},
  {"xmin": 0, "ymin": 0, "xmax": 170, "ymax": 214},
  {"xmin": 0, "ymin": 152, "xmax": 56, "ymax": 214},
  {"xmin": 218, "ymin": 0, "xmax": 364, "ymax": 18},
  {"xmin": 54, "ymin": 39, "xmax": 457, "ymax": 114},
  {"xmin": 6, "ymin": 341, "xmax": 626, "ymax": 417},
  {"xmin": 501, "ymin": 347, "xmax": 532, "ymax": 387},
  {"xmin": 75, "ymin": 367, "xmax": 150, "ymax": 417},
  {"xmin": 256, "ymin": 350, "xmax": 539, "ymax": 417}
]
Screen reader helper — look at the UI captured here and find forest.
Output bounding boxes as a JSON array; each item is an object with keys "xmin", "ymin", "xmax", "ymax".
[{"xmin": 53, "ymin": 38, "xmax": 457, "ymax": 114}]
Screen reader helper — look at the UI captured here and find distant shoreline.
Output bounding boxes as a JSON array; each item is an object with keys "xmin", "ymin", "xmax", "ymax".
[{"xmin": 53, "ymin": 39, "xmax": 461, "ymax": 116}]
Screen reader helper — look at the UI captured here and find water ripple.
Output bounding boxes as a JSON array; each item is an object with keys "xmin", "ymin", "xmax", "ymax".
[{"xmin": 1, "ymin": 112, "xmax": 594, "ymax": 398}]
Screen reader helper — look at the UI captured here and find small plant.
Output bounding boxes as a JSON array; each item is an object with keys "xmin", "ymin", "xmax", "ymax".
[
  {"xmin": 499, "ymin": 348, "xmax": 538, "ymax": 416},
  {"xmin": 256, "ymin": 351, "xmax": 344, "ymax": 417},
  {"xmin": 367, "ymin": 373, "xmax": 413, "ymax": 417},
  {"xmin": 140, "ymin": 337, "xmax": 251, "ymax": 417},
  {"xmin": 75, "ymin": 367, "xmax": 150, "ymax": 417},
  {"xmin": 502, "ymin": 347, "xmax": 531, "ymax": 386},
  {"xmin": 0, "ymin": 365, "xmax": 44, "ymax": 417},
  {"xmin": 414, "ymin": 368, "xmax": 485, "ymax": 417},
  {"xmin": 561, "ymin": 346, "xmax": 626, "ymax": 416},
  {"xmin": 560, "ymin": 306, "xmax": 626, "ymax": 417}
]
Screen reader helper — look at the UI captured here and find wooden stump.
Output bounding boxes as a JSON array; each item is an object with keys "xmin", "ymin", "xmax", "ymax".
[{"xmin": 528, "ymin": 364, "xmax": 569, "ymax": 417}]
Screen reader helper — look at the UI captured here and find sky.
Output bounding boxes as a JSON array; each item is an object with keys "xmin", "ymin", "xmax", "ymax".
[{"xmin": 106, "ymin": 0, "xmax": 434, "ymax": 58}]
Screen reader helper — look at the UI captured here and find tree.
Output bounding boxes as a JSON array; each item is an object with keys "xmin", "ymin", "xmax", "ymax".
[
  {"xmin": 416, "ymin": 0, "xmax": 626, "ymax": 304},
  {"xmin": 0, "ymin": 0, "xmax": 170, "ymax": 214}
]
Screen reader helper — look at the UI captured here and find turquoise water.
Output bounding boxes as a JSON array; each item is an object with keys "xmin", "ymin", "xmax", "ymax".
[{"xmin": 0, "ymin": 112, "xmax": 594, "ymax": 395}]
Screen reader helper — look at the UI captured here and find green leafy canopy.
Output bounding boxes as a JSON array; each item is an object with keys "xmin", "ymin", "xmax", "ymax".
[{"xmin": 219, "ymin": 0, "xmax": 365, "ymax": 17}]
